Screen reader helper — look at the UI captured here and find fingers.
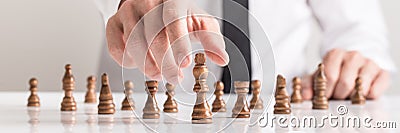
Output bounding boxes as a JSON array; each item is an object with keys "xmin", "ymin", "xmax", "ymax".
[
  {"xmin": 358, "ymin": 59, "xmax": 380, "ymax": 95},
  {"xmin": 322, "ymin": 49, "xmax": 345, "ymax": 98},
  {"xmin": 367, "ymin": 71, "xmax": 390, "ymax": 99},
  {"xmin": 301, "ymin": 75, "xmax": 313, "ymax": 100}
]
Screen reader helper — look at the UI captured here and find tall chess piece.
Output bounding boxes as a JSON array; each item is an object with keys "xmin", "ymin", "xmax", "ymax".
[
  {"xmin": 122, "ymin": 80, "xmax": 135, "ymax": 110},
  {"xmin": 250, "ymin": 80, "xmax": 263, "ymax": 109},
  {"xmin": 312, "ymin": 64, "xmax": 329, "ymax": 109},
  {"xmin": 191, "ymin": 53, "xmax": 212, "ymax": 124},
  {"xmin": 163, "ymin": 83, "xmax": 178, "ymax": 113},
  {"xmin": 212, "ymin": 81, "xmax": 226, "ymax": 112},
  {"xmin": 232, "ymin": 81, "xmax": 251, "ymax": 118},
  {"xmin": 274, "ymin": 75, "xmax": 291, "ymax": 114},
  {"xmin": 98, "ymin": 73, "xmax": 116, "ymax": 114},
  {"xmin": 351, "ymin": 77, "xmax": 366, "ymax": 105},
  {"xmin": 290, "ymin": 77, "xmax": 303, "ymax": 103},
  {"xmin": 85, "ymin": 76, "xmax": 97, "ymax": 103},
  {"xmin": 61, "ymin": 64, "xmax": 77, "ymax": 111},
  {"xmin": 143, "ymin": 80, "xmax": 160, "ymax": 119},
  {"xmin": 27, "ymin": 78, "xmax": 40, "ymax": 107}
]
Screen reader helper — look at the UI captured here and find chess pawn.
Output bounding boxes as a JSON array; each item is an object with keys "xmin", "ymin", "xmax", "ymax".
[
  {"xmin": 121, "ymin": 80, "xmax": 135, "ymax": 110},
  {"xmin": 232, "ymin": 81, "xmax": 251, "ymax": 118},
  {"xmin": 27, "ymin": 78, "xmax": 40, "ymax": 107},
  {"xmin": 163, "ymin": 83, "xmax": 178, "ymax": 113},
  {"xmin": 351, "ymin": 77, "xmax": 366, "ymax": 105},
  {"xmin": 312, "ymin": 64, "xmax": 329, "ymax": 109},
  {"xmin": 290, "ymin": 77, "xmax": 303, "ymax": 103},
  {"xmin": 274, "ymin": 75, "xmax": 291, "ymax": 114},
  {"xmin": 143, "ymin": 80, "xmax": 160, "ymax": 119},
  {"xmin": 98, "ymin": 73, "xmax": 116, "ymax": 114},
  {"xmin": 250, "ymin": 80, "xmax": 263, "ymax": 109},
  {"xmin": 85, "ymin": 76, "xmax": 97, "ymax": 103},
  {"xmin": 212, "ymin": 81, "xmax": 226, "ymax": 112},
  {"xmin": 61, "ymin": 64, "xmax": 77, "ymax": 111}
]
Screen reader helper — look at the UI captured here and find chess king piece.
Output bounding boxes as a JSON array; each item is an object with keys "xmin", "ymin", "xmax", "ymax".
[
  {"xmin": 61, "ymin": 64, "xmax": 77, "ymax": 111},
  {"xmin": 163, "ymin": 83, "xmax": 178, "ymax": 113},
  {"xmin": 85, "ymin": 76, "xmax": 97, "ymax": 103},
  {"xmin": 250, "ymin": 80, "xmax": 263, "ymax": 109},
  {"xmin": 143, "ymin": 80, "xmax": 160, "ymax": 119},
  {"xmin": 351, "ymin": 77, "xmax": 366, "ymax": 105},
  {"xmin": 274, "ymin": 75, "xmax": 291, "ymax": 114},
  {"xmin": 98, "ymin": 73, "xmax": 116, "ymax": 114},
  {"xmin": 121, "ymin": 80, "xmax": 135, "ymax": 110},
  {"xmin": 312, "ymin": 64, "xmax": 329, "ymax": 109},
  {"xmin": 27, "ymin": 78, "xmax": 40, "ymax": 107},
  {"xmin": 232, "ymin": 81, "xmax": 251, "ymax": 118},
  {"xmin": 212, "ymin": 81, "xmax": 226, "ymax": 112},
  {"xmin": 290, "ymin": 77, "xmax": 303, "ymax": 103},
  {"xmin": 191, "ymin": 53, "xmax": 212, "ymax": 124}
]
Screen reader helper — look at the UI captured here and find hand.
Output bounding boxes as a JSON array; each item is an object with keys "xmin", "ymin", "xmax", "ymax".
[
  {"xmin": 302, "ymin": 49, "xmax": 391, "ymax": 99},
  {"xmin": 106, "ymin": 0, "xmax": 229, "ymax": 84}
]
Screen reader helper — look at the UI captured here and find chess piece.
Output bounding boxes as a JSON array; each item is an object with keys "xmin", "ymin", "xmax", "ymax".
[
  {"xmin": 121, "ymin": 80, "xmax": 135, "ymax": 110},
  {"xmin": 232, "ymin": 81, "xmax": 251, "ymax": 118},
  {"xmin": 250, "ymin": 80, "xmax": 263, "ymax": 109},
  {"xmin": 85, "ymin": 76, "xmax": 97, "ymax": 103},
  {"xmin": 351, "ymin": 77, "xmax": 366, "ymax": 105},
  {"xmin": 274, "ymin": 75, "xmax": 291, "ymax": 114},
  {"xmin": 212, "ymin": 81, "xmax": 226, "ymax": 112},
  {"xmin": 312, "ymin": 64, "xmax": 329, "ymax": 109},
  {"xmin": 191, "ymin": 53, "xmax": 212, "ymax": 124},
  {"xmin": 143, "ymin": 80, "xmax": 160, "ymax": 119},
  {"xmin": 98, "ymin": 73, "xmax": 116, "ymax": 114},
  {"xmin": 290, "ymin": 77, "xmax": 303, "ymax": 103},
  {"xmin": 163, "ymin": 83, "xmax": 178, "ymax": 113},
  {"xmin": 27, "ymin": 78, "xmax": 40, "ymax": 107},
  {"xmin": 61, "ymin": 64, "xmax": 77, "ymax": 111}
]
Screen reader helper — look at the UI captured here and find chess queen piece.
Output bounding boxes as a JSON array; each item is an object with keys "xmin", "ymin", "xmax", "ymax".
[
  {"xmin": 232, "ymin": 81, "xmax": 251, "ymax": 118},
  {"xmin": 212, "ymin": 81, "xmax": 226, "ymax": 112},
  {"xmin": 98, "ymin": 73, "xmax": 116, "ymax": 114},
  {"xmin": 250, "ymin": 80, "xmax": 263, "ymax": 109},
  {"xmin": 27, "ymin": 78, "xmax": 40, "ymax": 107},
  {"xmin": 61, "ymin": 64, "xmax": 77, "ymax": 111},
  {"xmin": 351, "ymin": 77, "xmax": 366, "ymax": 105},
  {"xmin": 290, "ymin": 77, "xmax": 303, "ymax": 103},
  {"xmin": 121, "ymin": 80, "xmax": 135, "ymax": 110},
  {"xmin": 143, "ymin": 80, "xmax": 160, "ymax": 119},
  {"xmin": 312, "ymin": 64, "xmax": 329, "ymax": 109},
  {"xmin": 163, "ymin": 83, "xmax": 178, "ymax": 113},
  {"xmin": 274, "ymin": 75, "xmax": 291, "ymax": 114},
  {"xmin": 85, "ymin": 76, "xmax": 97, "ymax": 103}
]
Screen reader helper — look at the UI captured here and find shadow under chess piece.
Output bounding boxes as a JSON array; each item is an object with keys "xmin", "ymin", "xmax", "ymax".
[
  {"xmin": 163, "ymin": 83, "xmax": 178, "ymax": 113},
  {"xmin": 232, "ymin": 81, "xmax": 251, "ymax": 118},
  {"xmin": 290, "ymin": 77, "xmax": 303, "ymax": 103},
  {"xmin": 212, "ymin": 81, "xmax": 226, "ymax": 112},
  {"xmin": 61, "ymin": 64, "xmax": 77, "ymax": 111},
  {"xmin": 250, "ymin": 80, "xmax": 263, "ymax": 109},
  {"xmin": 312, "ymin": 64, "xmax": 329, "ymax": 109},
  {"xmin": 27, "ymin": 78, "xmax": 40, "ymax": 107},
  {"xmin": 274, "ymin": 75, "xmax": 291, "ymax": 114},
  {"xmin": 143, "ymin": 80, "xmax": 160, "ymax": 119},
  {"xmin": 85, "ymin": 76, "xmax": 97, "ymax": 104},
  {"xmin": 351, "ymin": 77, "xmax": 366, "ymax": 105},
  {"xmin": 121, "ymin": 80, "xmax": 135, "ymax": 111},
  {"xmin": 98, "ymin": 73, "xmax": 116, "ymax": 114}
]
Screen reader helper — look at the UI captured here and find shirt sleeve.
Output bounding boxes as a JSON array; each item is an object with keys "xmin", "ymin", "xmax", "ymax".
[
  {"xmin": 308, "ymin": 0, "xmax": 397, "ymax": 73},
  {"xmin": 93, "ymin": 0, "xmax": 121, "ymax": 26}
]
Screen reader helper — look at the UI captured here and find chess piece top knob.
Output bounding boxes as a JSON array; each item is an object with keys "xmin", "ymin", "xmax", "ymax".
[
  {"xmin": 215, "ymin": 81, "xmax": 224, "ymax": 91},
  {"xmin": 30, "ymin": 78, "xmax": 38, "ymax": 87},
  {"xmin": 195, "ymin": 53, "xmax": 206, "ymax": 64}
]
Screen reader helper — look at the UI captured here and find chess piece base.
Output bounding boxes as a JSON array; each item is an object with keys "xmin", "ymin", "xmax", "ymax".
[
  {"xmin": 192, "ymin": 118, "xmax": 212, "ymax": 124},
  {"xmin": 273, "ymin": 110, "xmax": 291, "ymax": 114},
  {"xmin": 163, "ymin": 108, "xmax": 178, "ymax": 113},
  {"xmin": 143, "ymin": 113, "xmax": 160, "ymax": 119},
  {"xmin": 212, "ymin": 107, "xmax": 226, "ymax": 112},
  {"xmin": 232, "ymin": 114, "xmax": 250, "ymax": 118}
]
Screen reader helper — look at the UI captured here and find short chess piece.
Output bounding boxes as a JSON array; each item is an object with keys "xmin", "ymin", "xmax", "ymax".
[
  {"xmin": 290, "ymin": 77, "xmax": 303, "ymax": 103},
  {"xmin": 98, "ymin": 73, "xmax": 116, "ymax": 114},
  {"xmin": 191, "ymin": 53, "xmax": 212, "ymax": 124},
  {"xmin": 250, "ymin": 80, "xmax": 263, "ymax": 109},
  {"xmin": 274, "ymin": 75, "xmax": 291, "ymax": 114},
  {"xmin": 61, "ymin": 64, "xmax": 77, "ymax": 111},
  {"xmin": 143, "ymin": 80, "xmax": 160, "ymax": 119},
  {"xmin": 27, "ymin": 78, "xmax": 40, "ymax": 107},
  {"xmin": 312, "ymin": 63, "xmax": 329, "ymax": 109},
  {"xmin": 85, "ymin": 76, "xmax": 97, "ymax": 103},
  {"xmin": 232, "ymin": 81, "xmax": 251, "ymax": 118},
  {"xmin": 163, "ymin": 83, "xmax": 178, "ymax": 113},
  {"xmin": 121, "ymin": 80, "xmax": 135, "ymax": 110},
  {"xmin": 212, "ymin": 81, "xmax": 226, "ymax": 112},
  {"xmin": 351, "ymin": 77, "xmax": 366, "ymax": 105}
]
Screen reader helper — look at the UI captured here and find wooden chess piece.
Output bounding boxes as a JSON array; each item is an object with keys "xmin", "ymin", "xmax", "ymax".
[
  {"xmin": 85, "ymin": 76, "xmax": 97, "ymax": 103},
  {"xmin": 163, "ymin": 83, "xmax": 178, "ymax": 113},
  {"xmin": 351, "ymin": 77, "xmax": 366, "ymax": 105},
  {"xmin": 290, "ymin": 77, "xmax": 303, "ymax": 103},
  {"xmin": 212, "ymin": 81, "xmax": 226, "ymax": 112},
  {"xmin": 191, "ymin": 53, "xmax": 212, "ymax": 124},
  {"xmin": 312, "ymin": 64, "xmax": 329, "ymax": 109},
  {"xmin": 61, "ymin": 64, "xmax": 77, "ymax": 111},
  {"xmin": 27, "ymin": 78, "xmax": 40, "ymax": 107},
  {"xmin": 232, "ymin": 81, "xmax": 251, "ymax": 118},
  {"xmin": 274, "ymin": 75, "xmax": 291, "ymax": 114},
  {"xmin": 250, "ymin": 80, "xmax": 263, "ymax": 109},
  {"xmin": 143, "ymin": 80, "xmax": 160, "ymax": 119},
  {"xmin": 98, "ymin": 73, "xmax": 116, "ymax": 114},
  {"xmin": 121, "ymin": 80, "xmax": 135, "ymax": 110}
]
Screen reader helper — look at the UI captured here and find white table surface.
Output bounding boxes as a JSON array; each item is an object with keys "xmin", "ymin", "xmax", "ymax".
[{"xmin": 0, "ymin": 92, "xmax": 399, "ymax": 133}]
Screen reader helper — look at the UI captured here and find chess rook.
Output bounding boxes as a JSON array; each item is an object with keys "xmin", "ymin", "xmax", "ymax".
[
  {"xmin": 121, "ymin": 80, "xmax": 135, "ymax": 110},
  {"xmin": 98, "ymin": 73, "xmax": 116, "ymax": 114},
  {"xmin": 143, "ymin": 80, "xmax": 160, "ymax": 119},
  {"xmin": 351, "ymin": 77, "xmax": 366, "ymax": 105},
  {"xmin": 191, "ymin": 53, "xmax": 212, "ymax": 124},
  {"xmin": 250, "ymin": 80, "xmax": 263, "ymax": 109},
  {"xmin": 274, "ymin": 75, "xmax": 291, "ymax": 114},
  {"xmin": 27, "ymin": 78, "xmax": 40, "ymax": 107},
  {"xmin": 290, "ymin": 77, "xmax": 303, "ymax": 103},
  {"xmin": 61, "ymin": 64, "xmax": 77, "ymax": 111},
  {"xmin": 212, "ymin": 81, "xmax": 226, "ymax": 112},
  {"xmin": 232, "ymin": 81, "xmax": 251, "ymax": 118},
  {"xmin": 312, "ymin": 64, "xmax": 329, "ymax": 109},
  {"xmin": 85, "ymin": 76, "xmax": 97, "ymax": 103},
  {"xmin": 163, "ymin": 83, "xmax": 178, "ymax": 113}
]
